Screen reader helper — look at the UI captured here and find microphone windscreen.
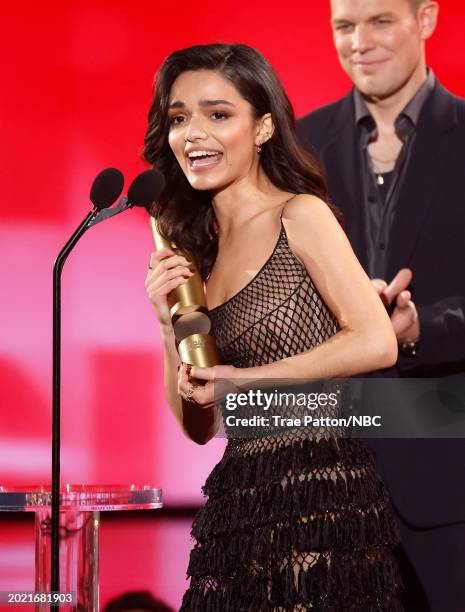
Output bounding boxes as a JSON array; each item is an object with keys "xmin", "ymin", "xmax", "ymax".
[
  {"xmin": 90, "ymin": 168, "xmax": 124, "ymax": 210},
  {"xmin": 127, "ymin": 169, "xmax": 165, "ymax": 208}
]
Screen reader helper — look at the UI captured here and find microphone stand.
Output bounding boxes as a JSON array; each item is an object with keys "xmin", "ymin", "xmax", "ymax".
[{"xmin": 51, "ymin": 208, "xmax": 98, "ymax": 592}]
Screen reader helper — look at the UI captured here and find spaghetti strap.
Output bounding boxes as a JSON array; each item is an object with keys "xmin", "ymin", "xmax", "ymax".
[{"xmin": 280, "ymin": 193, "xmax": 298, "ymax": 221}]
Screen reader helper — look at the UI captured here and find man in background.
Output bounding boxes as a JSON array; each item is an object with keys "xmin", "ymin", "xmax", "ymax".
[{"xmin": 298, "ymin": 1, "xmax": 465, "ymax": 609}]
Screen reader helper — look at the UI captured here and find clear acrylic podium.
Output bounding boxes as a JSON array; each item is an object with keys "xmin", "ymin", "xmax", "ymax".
[{"xmin": 0, "ymin": 485, "xmax": 162, "ymax": 610}]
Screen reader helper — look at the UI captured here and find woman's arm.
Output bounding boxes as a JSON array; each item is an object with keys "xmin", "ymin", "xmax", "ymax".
[
  {"xmin": 248, "ymin": 194, "xmax": 398, "ymax": 378},
  {"xmin": 146, "ymin": 248, "xmax": 220, "ymax": 444}
]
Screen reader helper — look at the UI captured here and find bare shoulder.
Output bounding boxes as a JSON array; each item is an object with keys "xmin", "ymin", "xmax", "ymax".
[
  {"xmin": 283, "ymin": 193, "xmax": 337, "ymax": 223},
  {"xmin": 282, "ymin": 194, "xmax": 342, "ymax": 246}
]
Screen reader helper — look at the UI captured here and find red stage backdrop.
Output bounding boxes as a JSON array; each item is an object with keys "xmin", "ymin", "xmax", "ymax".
[{"xmin": 1, "ymin": 1, "xmax": 464, "ymax": 608}]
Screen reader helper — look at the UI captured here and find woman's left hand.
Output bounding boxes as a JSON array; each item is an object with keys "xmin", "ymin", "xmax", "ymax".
[{"xmin": 178, "ymin": 363, "xmax": 239, "ymax": 407}]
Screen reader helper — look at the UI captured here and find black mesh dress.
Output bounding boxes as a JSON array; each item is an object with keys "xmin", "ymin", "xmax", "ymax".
[{"xmin": 180, "ymin": 222, "xmax": 404, "ymax": 611}]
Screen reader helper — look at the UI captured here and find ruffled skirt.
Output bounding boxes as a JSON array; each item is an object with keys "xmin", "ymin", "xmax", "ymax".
[{"xmin": 181, "ymin": 437, "xmax": 404, "ymax": 611}]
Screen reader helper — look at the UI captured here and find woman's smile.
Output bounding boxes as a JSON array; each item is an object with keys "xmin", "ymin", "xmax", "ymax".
[{"xmin": 185, "ymin": 148, "xmax": 224, "ymax": 172}]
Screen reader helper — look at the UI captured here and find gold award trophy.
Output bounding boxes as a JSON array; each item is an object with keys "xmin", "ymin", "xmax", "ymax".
[{"xmin": 150, "ymin": 217, "xmax": 220, "ymax": 369}]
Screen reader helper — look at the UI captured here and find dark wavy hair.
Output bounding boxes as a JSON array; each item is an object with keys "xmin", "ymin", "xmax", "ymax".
[{"xmin": 143, "ymin": 43, "xmax": 334, "ymax": 279}]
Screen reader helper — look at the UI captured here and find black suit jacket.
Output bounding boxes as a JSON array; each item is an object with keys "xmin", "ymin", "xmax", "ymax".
[{"xmin": 297, "ymin": 82, "xmax": 465, "ymax": 527}]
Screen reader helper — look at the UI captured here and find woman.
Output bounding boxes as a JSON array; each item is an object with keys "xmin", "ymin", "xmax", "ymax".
[{"xmin": 144, "ymin": 43, "xmax": 403, "ymax": 611}]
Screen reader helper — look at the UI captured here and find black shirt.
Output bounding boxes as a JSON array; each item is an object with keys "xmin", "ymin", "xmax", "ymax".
[{"xmin": 353, "ymin": 70, "xmax": 435, "ymax": 278}]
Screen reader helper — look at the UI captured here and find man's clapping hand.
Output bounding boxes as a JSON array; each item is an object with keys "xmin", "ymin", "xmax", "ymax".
[{"xmin": 372, "ymin": 268, "xmax": 420, "ymax": 344}]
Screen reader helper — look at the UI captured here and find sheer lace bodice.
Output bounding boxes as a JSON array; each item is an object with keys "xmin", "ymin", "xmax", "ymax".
[{"xmin": 210, "ymin": 222, "xmax": 338, "ymax": 368}]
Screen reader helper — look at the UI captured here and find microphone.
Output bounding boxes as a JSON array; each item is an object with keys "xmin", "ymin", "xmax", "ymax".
[
  {"xmin": 90, "ymin": 167, "xmax": 125, "ymax": 210},
  {"xmin": 51, "ymin": 166, "xmax": 124, "ymax": 591},
  {"xmin": 87, "ymin": 168, "xmax": 165, "ymax": 228},
  {"xmin": 147, "ymin": 171, "xmax": 220, "ymax": 370},
  {"xmin": 128, "ymin": 168, "xmax": 166, "ymax": 207}
]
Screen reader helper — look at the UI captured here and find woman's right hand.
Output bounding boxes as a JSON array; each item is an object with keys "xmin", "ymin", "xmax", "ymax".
[{"xmin": 145, "ymin": 247, "xmax": 193, "ymax": 327}]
